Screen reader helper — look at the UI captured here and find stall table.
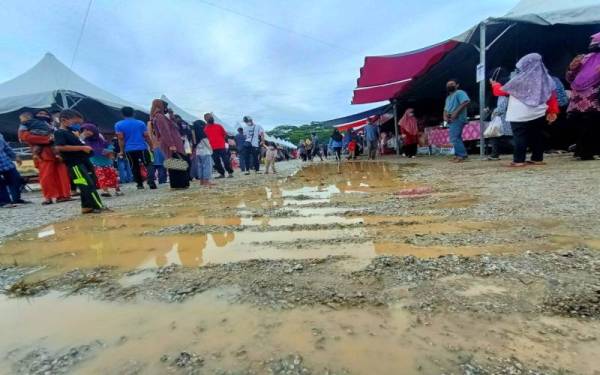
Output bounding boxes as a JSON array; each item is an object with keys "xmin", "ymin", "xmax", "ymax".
[{"xmin": 425, "ymin": 121, "xmax": 488, "ymax": 147}]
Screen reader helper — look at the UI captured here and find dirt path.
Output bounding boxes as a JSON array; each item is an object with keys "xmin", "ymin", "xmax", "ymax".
[{"xmin": 0, "ymin": 156, "xmax": 599, "ymax": 374}]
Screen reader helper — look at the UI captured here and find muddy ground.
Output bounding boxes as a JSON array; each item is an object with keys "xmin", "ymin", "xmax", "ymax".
[{"xmin": 0, "ymin": 156, "xmax": 599, "ymax": 375}]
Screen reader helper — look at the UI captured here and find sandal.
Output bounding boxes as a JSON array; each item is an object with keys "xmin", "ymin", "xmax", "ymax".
[
  {"xmin": 56, "ymin": 197, "xmax": 74, "ymax": 203},
  {"xmin": 508, "ymin": 162, "xmax": 528, "ymax": 168},
  {"xmin": 527, "ymin": 161, "xmax": 546, "ymax": 166}
]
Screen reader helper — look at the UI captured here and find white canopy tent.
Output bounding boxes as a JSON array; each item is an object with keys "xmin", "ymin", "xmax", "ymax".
[
  {"xmin": 0, "ymin": 53, "xmax": 145, "ymax": 113},
  {"xmin": 0, "ymin": 53, "xmax": 148, "ymax": 140}
]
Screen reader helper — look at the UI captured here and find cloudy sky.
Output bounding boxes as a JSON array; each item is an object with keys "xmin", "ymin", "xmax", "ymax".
[{"xmin": 1, "ymin": 0, "xmax": 519, "ymax": 129}]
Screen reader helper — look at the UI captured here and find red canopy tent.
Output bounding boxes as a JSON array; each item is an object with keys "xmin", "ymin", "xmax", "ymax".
[{"xmin": 352, "ymin": 41, "xmax": 459, "ymax": 105}]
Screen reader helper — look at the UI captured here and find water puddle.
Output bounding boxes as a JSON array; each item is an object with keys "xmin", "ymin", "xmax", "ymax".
[
  {"xmin": 0, "ymin": 161, "xmax": 582, "ymax": 279},
  {"xmin": 1, "ymin": 291, "xmax": 597, "ymax": 374}
]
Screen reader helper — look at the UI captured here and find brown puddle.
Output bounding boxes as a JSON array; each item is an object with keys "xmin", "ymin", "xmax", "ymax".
[
  {"xmin": 1, "ymin": 291, "xmax": 598, "ymax": 374},
  {"xmin": 0, "ymin": 161, "xmax": 592, "ymax": 278}
]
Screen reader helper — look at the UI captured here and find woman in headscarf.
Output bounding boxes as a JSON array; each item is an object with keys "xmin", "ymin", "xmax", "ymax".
[
  {"xmin": 566, "ymin": 32, "xmax": 600, "ymax": 160},
  {"xmin": 18, "ymin": 113, "xmax": 71, "ymax": 204},
  {"xmin": 149, "ymin": 99, "xmax": 185, "ymax": 158},
  {"xmin": 398, "ymin": 108, "xmax": 419, "ymax": 158},
  {"xmin": 81, "ymin": 123, "xmax": 122, "ymax": 197},
  {"xmin": 192, "ymin": 120, "xmax": 214, "ymax": 187},
  {"xmin": 491, "ymin": 53, "xmax": 559, "ymax": 167}
]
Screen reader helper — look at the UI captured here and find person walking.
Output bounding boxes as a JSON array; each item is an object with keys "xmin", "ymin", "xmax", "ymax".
[
  {"xmin": 311, "ymin": 132, "xmax": 323, "ymax": 161},
  {"xmin": 54, "ymin": 110, "xmax": 104, "ymax": 214},
  {"xmin": 204, "ymin": 113, "xmax": 233, "ymax": 178},
  {"xmin": 487, "ymin": 70, "xmax": 513, "ymax": 161},
  {"xmin": 234, "ymin": 127, "xmax": 247, "ymax": 172},
  {"xmin": 112, "ymin": 136, "xmax": 133, "ymax": 184},
  {"xmin": 444, "ymin": 79, "xmax": 471, "ymax": 162},
  {"xmin": 242, "ymin": 116, "xmax": 264, "ymax": 174},
  {"xmin": 398, "ymin": 108, "xmax": 419, "ymax": 158},
  {"xmin": 193, "ymin": 120, "xmax": 214, "ymax": 187},
  {"xmin": 0, "ymin": 133, "xmax": 29, "ymax": 207},
  {"xmin": 566, "ymin": 32, "xmax": 600, "ymax": 160},
  {"xmin": 264, "ymin": 142, "xmax": 278, "ymax": 174},
  {"xmin": 116, "ymin": 106, "xmax": 156, "ymax": 190},
  {"xmin": 491, "ymin": 53, "xmax": 559, "ymax": 167},
  {"xmin": 329, "ymin": 129, "xmax": 343, "ymax": 161},
  {"xmin": 18, "ymin": 113, "xmax": 71, "ymax": 205},
  {"xmin": 81, "ymin": 123, "xmax": 122, "ymax": 197},
  {"xmin": 364, "ymin": 117, "xmax": 380, "ymax": 160}
]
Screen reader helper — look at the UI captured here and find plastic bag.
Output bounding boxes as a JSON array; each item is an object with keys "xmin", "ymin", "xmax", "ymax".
[{"xmin": 484, "ymin": 116, "xmax": 504, "ymax": 138}]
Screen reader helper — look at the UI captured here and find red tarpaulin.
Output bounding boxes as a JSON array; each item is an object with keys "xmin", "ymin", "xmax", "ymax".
[{"xmin": 352, "ymin": 40, "xmax": 459, "ymax": 104}]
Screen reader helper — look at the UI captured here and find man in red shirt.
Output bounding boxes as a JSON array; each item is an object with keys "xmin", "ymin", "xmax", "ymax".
[{"xmin": 204, "ymin": 113, "xmax": 234, "ymax": 178}]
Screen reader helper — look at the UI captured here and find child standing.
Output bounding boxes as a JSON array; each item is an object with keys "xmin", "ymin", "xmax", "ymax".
[
  {"xmin": 347, "ymin": 138, "xmax": 357, "ymax": 160},
  {"xmin": 265, "ymin": 142, "xmax": 278, "ymax": 174},
  {"xmin": 194, "ymin": 122, "xmax": 214, "ymax": 186},
  {"xmin": 53, "ymin": 110, "xmax": 105, "ymax": 214}
]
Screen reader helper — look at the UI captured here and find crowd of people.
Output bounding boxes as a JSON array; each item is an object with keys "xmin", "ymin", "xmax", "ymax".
[
  {"xmin": 0, "ymin": 99, "xmax": 288, "ymax": 213},
  {"xmin": 1, "ymin": 33, "xmax": 598, "ymax": 210}
]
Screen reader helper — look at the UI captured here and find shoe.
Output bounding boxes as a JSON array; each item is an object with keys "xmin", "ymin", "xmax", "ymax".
[
  {"xmin": 82, "ymin": 208, "xmax": 103, "ymax": 214},
  {"xmin": 526, "ymin": 161, "xmax": 546, "ymax": 166},
  {"xmin": 56, "ymin": 197, "xmax": 74, "ymax": 203},
  {"xmin": 245, "ymin": 172, "xmax": 250, "ymax": 175},
  {"xmin": 487, "ymin": 156, "xmax": 500, "ymax": 161},
  {"xmin": 14, "ymin": 199, "xmax": 31, "ymax": 204},
  {"xmin": 41, "ymin": 200, "xmax": 54, "ymax": 205},
  {"xmin": 227, "ymin": 174, "xmax": 234, "ymax": 178},
  {"xmin": 101, "ymin": 192, "xmax": 112, "ymax": 198},
  {"xmin": 137, "ymin": 185, "xmax": 144, "ymax": 190},
  {"xmin": 148, "ymin": 183, "xmax": 158, "ymax": 190}
]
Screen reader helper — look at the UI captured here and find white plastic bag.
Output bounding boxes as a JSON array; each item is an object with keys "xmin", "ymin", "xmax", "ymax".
[{"xmin": 484, "ymin": 116, "xmax": 504, "ymax": 138}]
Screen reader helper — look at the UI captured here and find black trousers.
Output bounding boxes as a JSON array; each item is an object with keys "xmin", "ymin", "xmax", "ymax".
[
  {"xmin": 126, "ymin": 150, "xmax": 153, "ymax": 187},
  {"xmin": 243, "ymin": 146, "xmax": 260, "ymax": 172},
  {"xmin": 333, "ymin": 147, "xmax": 342, "ymax": 160},
  {"xmin": 569, "ymin": 111, "xmax": 600, "ymax": 159},
  {"xmin": 68, "ymin": 160, "xmax": 103, "ymax": 209},
  {"xmin": 489, "ymin": 136, "xmax": 513, "ymax": 158},
  {"xmin": 403, "ymin": 143, "xmax": 417, "ymax": 157},
  {"xmin": 511, "ymin": 117, "xmax": 546, "ymax": 163},
  {"xmin": 212, "ymin": 149, "xmax": 233, "ymax": 176}
]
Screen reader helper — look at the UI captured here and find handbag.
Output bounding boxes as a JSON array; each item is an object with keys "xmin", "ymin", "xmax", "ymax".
[
  {"xmin": 484, "ymin": 115, "xmax": 504, "ymax": 138},
  {"xmin": 164, "ymin": 153, "xmax": 189, "ymax": 171}
]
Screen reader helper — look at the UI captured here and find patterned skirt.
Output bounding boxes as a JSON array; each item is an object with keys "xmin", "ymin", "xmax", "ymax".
[{"xmin": 94, "ymin": 166, "xmax": 119, "ymax": 189}]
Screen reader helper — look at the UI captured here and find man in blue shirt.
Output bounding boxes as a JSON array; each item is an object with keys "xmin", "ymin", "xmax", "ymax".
[
  {"xmin": 444, "ymin": 79, "xmax": 471, "ymax": 162},
  {"xmin": 115, "ymin": 106, "xmax": 156, "ymax": 189},
  {"xmin": 364, "ymin": 116, "xmax": 380, "ymax": 160}
]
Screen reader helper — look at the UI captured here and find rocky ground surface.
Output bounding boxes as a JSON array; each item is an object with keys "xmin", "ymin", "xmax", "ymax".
[{"xmin": 1, "ymin": 155, "xmax": 600, "ymax": 374}]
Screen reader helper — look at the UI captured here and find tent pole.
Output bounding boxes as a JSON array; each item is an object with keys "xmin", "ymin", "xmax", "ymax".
[
  {"xmin": 478, "ymin": 21, "xmax": 486, "ymax": 159},
  {"xmin": 59, "ymin": 90, "xmax": 69, "ymax": 109},
  {"xmin": 393, "ymin": 100, "xmax": 400, "ymax": 156}
]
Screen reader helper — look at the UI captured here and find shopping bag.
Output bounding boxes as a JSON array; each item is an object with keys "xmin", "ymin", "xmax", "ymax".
[{"xmin": 484, "ymin": 116, "xmax": 504, "ymax": 138}]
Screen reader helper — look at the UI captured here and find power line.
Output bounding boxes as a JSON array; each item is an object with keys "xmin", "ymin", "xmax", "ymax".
[
  {"xmin": 69, "ymin": 0, "xmax": 94, "ymax": 70},
  {"xmin": 196, "ymin": 0, "xmax": 356, "ymax": 54}
]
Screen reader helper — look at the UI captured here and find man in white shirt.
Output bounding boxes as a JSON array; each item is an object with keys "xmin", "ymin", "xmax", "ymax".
[{"xmin": 242, "ymin": 116, "xmax": 264, "ymax": 174}]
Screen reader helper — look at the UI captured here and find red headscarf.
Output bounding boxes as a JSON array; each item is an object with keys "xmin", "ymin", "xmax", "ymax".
[{"xmin": 398, "ymin": 108, "xmax": 418, "ymax": 136}]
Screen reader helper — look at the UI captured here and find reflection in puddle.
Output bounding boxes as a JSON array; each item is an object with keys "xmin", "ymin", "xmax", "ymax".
[{"xmin": 2, "ymin": 161, "xmax": 579, "ymax": 278}]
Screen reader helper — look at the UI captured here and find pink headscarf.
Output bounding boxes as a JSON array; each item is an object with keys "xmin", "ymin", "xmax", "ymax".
[{"xmin": 398, "ymin": 108, "xmax": 418, "ymax": 136}]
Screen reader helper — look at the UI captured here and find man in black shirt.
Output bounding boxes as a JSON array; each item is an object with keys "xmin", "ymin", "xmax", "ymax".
[{"xmin": 54, "ymin": 109, "xmax": 104, "ymax": 214}]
